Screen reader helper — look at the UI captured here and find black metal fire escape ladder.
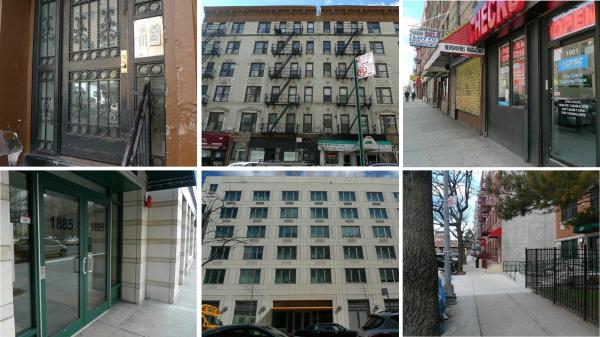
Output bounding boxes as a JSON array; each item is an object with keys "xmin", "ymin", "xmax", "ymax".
[
  {"xmin": 267, "ymin": 104, "xmax": 294, "ymax": 133},
  {"xmin": 274, "ymin": 54, "xmax": 295, "ymax": 78},
  {"xmin": 202, "ymin": 23, "xmax": 228, "ymax": 63},
  {"xmin": 337, "ymin": 29, "xmax": 359, "ymax": 56}
]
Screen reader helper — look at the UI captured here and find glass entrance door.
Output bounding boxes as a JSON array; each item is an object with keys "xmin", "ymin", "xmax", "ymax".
[
  {"xmin": 40, "ymin": 177, "xmax": 110, "ymax": 336},
  {"xmin": 549, "ymin": 36, "xmax": 597, "ymax": 166}
]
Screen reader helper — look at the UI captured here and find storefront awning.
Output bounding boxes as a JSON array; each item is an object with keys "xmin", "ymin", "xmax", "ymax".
[
  {"xmin": 77, "ymin": 172, "xmax": 141, "ymax": 192},
  {"xmin": 272, "ymin": 306, "xmax": 334, "ymax": 311},
  {"xmin": 272, "ymin": 300, "xmax": 333, "ymax": 311},
  {"xmin": 147, "ymin": 171, "xmax": 196, "ymax": 191},
  {"xmin": 489, "ymin": 227, "xmax": 502, "ymax": 238},
  {"xmin": 318, "ymin": 137, "xmax": 393, "ymax": 153},
  {"xmin": 573, "ymin": 223, "xmax": 599, "ymax": 234},
  {"xmin": 202, "ymin": 133, "xmax": 230, "ymax": 150},
  {"xmin": 422, "ymin": 24, "xmax": 484, "ymax": 76}
]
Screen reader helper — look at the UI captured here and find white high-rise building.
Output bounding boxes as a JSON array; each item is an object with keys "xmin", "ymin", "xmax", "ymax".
[{"xmin": 202, "ymin": 175, "xmax": 399, "ymax": 333}]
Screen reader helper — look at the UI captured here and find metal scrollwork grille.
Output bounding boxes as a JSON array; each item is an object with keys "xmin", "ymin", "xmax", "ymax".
[
  {"xmin": 68, "ymin": 69, "xmax": 123, "ymax": 139},
  {"xmin": 136, "ymin": 62, "xmax": 166, "ymax": 166},
  {"xmin": 70, "ymin": 0, "xmax": 119, "ymax": 61},
  {"xmin": 134, "ymin": 0, "xmax": 163, "ymax": 15},
  {"xmin": 37, "ymin": 71, "xmax": 56, "ymax": 152}
]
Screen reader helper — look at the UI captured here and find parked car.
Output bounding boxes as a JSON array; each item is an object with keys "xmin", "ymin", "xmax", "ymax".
[
  {"xmin": 62, "ymin": 235, "xmax": 79, "ymax": 246},
  {"xmin": 203, "ymin": 324, "xmax": 289, "ymax": 337},
  {"xmin": 436, "ymin": 253, "xmax": 458, "ymax": 272},
  {"xmin": 357, "ymin": 311, "xmax": 399, "ymax": 337},
  {"xmin": 228, "ymin": 162, "xmax": 259, "ymax": 167},
  {"xmin": 294, "ymin": 323, "xmax": 357, "ymax": 337},
  {"xmin": 44, "ymin": 238, "xmax": 68, "ymax": 258},
  {"xmin": 257, "ymin": 161, "xmax": 316, "ymax": 166}
]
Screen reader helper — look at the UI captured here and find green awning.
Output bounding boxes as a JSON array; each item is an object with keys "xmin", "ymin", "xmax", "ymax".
[
  {"xmin": 573, "ymin": 223, "xmax": 599, "ymax": 234},
  {"xmin": 147, "ymin": 171, "xmax": 196, "ymax": 191},
  {"xmin": 77, "ymin": 171, "xmax": 141, "ymax": 192}
]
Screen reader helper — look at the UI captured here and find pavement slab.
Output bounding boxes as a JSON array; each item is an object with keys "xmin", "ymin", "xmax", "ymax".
[{"xmin": 403, "ymin": 101, "xmax": 533, "ymax": 167}]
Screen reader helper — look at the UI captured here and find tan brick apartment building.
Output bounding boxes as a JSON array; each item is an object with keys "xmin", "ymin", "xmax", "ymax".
[
  {"xmin": 0, "ymin": 0, "xmax": 197, "ymax": 166},
  {"xmin": 201, "ymin": 5, "xmax": 399, "ymax": 166},
  {"xmin": 555, "ymin": 185, "xmax": 599, "ymax": 253}
]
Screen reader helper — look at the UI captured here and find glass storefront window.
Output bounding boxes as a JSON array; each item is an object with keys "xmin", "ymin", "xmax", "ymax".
[
  {"xmin": 498, "ymin": 43, "xmax": 511, "ymax": 106},
  {"xmin": 512, "ymin": 37, "xmax": 527, "ymax": 106},
  {"xmin": 10, "ymin": 172, "xmax": 33, "ymax": 333}
]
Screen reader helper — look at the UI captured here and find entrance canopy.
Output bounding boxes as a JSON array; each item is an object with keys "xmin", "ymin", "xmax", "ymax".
[
  {"xmin": 573, "ymin": 223, "xmax": 599, "ymax": 234},
  {"xmin": 422, "ymin": 24, "xmax": 484, "ymax": 77},
  {"xmin": 147, "ymin": 171, "xmax": 196, "ymax": 191},
  {"xmin": 272, "ymin": 300, "xmax": 334, "ymax": 311},
  {"xmin": 202, "ymin": 133, "xmax": 230, "ymax": 150}
]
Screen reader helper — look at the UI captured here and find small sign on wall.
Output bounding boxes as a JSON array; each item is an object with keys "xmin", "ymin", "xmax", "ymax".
[{"xmin": 134, "ymin": 16, "xmax": 164, "ymax": 58}]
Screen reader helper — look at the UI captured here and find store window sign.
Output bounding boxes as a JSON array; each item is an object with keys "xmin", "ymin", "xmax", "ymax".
[
  {"xmin": 549, "ymin": 1, "xmax": 595, "ymax": 41},
  {"xmin": 469, "ymin": 0, "xmax": 526, "ymax": 44},
  {"xmin": 556, "ymin": 55, "xmax": 589, "ymax": 72}
]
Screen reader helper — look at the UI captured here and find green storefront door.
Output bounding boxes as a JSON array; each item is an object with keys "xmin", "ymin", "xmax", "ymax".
[{"xmin": 39, "ymin": 175, "xmax": 111, "ymax": 337}]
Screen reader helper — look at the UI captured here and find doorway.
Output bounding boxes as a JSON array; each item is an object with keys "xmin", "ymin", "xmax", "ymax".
[{"xmin": 39, "ymin": 174, "xmax": 112, "ymax": 336}]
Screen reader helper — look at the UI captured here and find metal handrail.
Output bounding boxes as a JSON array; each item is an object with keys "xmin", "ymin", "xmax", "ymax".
[{"xmin": 122, "ymin": 82, "xmax": 151, "ymax": 166}]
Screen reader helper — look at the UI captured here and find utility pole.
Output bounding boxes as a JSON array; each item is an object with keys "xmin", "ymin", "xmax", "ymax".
[
  {"xmin": 443, "ymin": 171, "xmax": 456, "ymax": 304},
  {"xmin": 353, "ymin": 58, "xmax": 366, "ymax": 166}
]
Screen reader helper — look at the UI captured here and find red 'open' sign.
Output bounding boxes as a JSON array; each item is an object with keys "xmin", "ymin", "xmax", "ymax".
[{"xmin": 549, "ymin": 1, "xmax": 595, "ymax": 41}]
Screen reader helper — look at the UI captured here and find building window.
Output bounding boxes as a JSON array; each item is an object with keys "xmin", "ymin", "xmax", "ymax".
[
  {"xmin": 311, "ymin": 246, "xmax": 331, "ymax": 259},
  {"xmin": 394, "ymin": 22, "xmax": 399, "ymax": 33},
  {"xmin": 239, "ymin": 269, "xmax": 261, "ymax": 284},
  {"xmin": 372, "ymin": 226, "xmax": 392, "ymax": 238},
  {"xmin": 277, "ymin": 246, "xmax": 297, "ymax": 260},
  {"xmin": 249, "ymin": 62, "xmax": 265, "ymax": 77},
  {"xmin": 253, "ymin": 191, "xmax": 270, "ymax": 201},
  {"xmin": 561, "ymin": 202, "xmax": 578, "ymax": 222},
  {"xmin": 202, "ymin": 85, "xmax": 209, "ymax": 102},
  {"xmin": 246, "ymin": 226, "xmax": 266, "ymax": 238},
  {"xmin": 225, "ymin": 41, "xmax": 240, "ymax": 54},
  {"xmin": 203, "ymin": 269, "xmax": 226, "ymax": 284},
  {"xmin": 323, "ymin": 21, "xmax": 331, "ymax": 33},
  {"xmin": 381, "ymin": 115, "xmax": 397, "ymax": 134},
  {"xmin": 239, "ymin": 113, "xmax": 257, "ymax": 132},
  {"xmin": 498, "ymin": 36, "xmax": 527, "ymax": 107},
  {"xmin": 367, "ymin": 22, "xmax": 381, "ymax": 33},
  {"xmin": 214, "ymin": 86, "xmax": 230, "ymax": 102},
  {"xmin": 380, "ymin": 268, "xmax": 399, "ymax": 282},
  {"xmin": 257, "ymin": 22, "xmax": 270, "ymax": 33},
  {"xmin": 244, "ymin": 86, "xmax": 261, "ymax": 103},
  {"xmin": 282, "ymin": 191, "xmax": 299, "ymax": 201},
  {"xmin": 376, "ymin": 246, "xmax": 396, "ymax": 259},
  {"xmin": 339, "ymin": 191, "xmax": 356, "ymax": 202},
  {"xmin": 376, "ymin": 63, "xmax": 388, "ymax": 78},
  {"xmin": 220, "ymin": 63, "xmax": 236, "ymax": 77},
  {"xmin": 340, "ymin": 208, "xmax": 359, "ymax": 219},
  {"xmin": 323, "ymin": 87, "xmax": 332, "ymax": 103},
  {"xmin": 275, "ymin": 269, "xmax": 296, "ymax": 284},
  {"xmin": 209, "ymin": 184, "xmax": 218, "ymax": 192},
  {"xmin": 219, "ymin": 207, "xmax": 238, "ymax": 219},
  {"xmin": 310, "ymin": 191, "xmax": 328, "ymax": 201},
  {"xmin": 323, "ymin": 114, "xmax": 333, "ymax": 129},
  {"xmin": 305, "ymin": 63, "xmax": 313, "ymax": 77},
  {"xmin": 370, "ymin": 41, "xmax": 385, "ymax": 54},
  {"xmin": 209, "ymin": 246, "xmax": 230, "ymax": 260},
  {"xmin": 376, "ymin": 87, "xmax": 393, "ymax": 104},
  {"xmin": 323, "ymin": 63, "xmax": 331, "ymax": 77},
  {"xmin": 340, "ymin": 114, "xmax": 350, "ymax": 133},
  {"xmin": 304, "ymin": 86, "xmax": 313, "ymax": 103},
  {"xmin": 339, "ymin": 87, "xmax": 348, "ymax": 104},
  {"xmin": 307, "ymin": 21, "xmax": 314, "ymax": 33},
  {"xmin": 311, "ymin": 269, "xmax": 331, "ymax": 283},
  {"xmin": 303, "ymin": 114, "xmax": 313, "ymax": 133},
  {"xmin": 231, "ymin": 22, "xmax": 245, "ymax": 34},
  {"xmin": 311, "ymin": 226, "xmax": 329, "ymax": 238},
  {"xmin": 310, "ymin": 207, "xmax": 328, "ymax": 219},
  {"xmin": 306, "ymin": 41, "xmax": 314, "ymax": 54},
  {"xmin": 369, "ymin": 208, "xmax": 388, "ymax": 219},
  {"xmin": 280, "ymin": 207, "xmax": 299, "ymax": 218},
  {"xmin": 206, "ymin": 111, "xmax": 224, "ymax": 131},
  {"xmin": 224, "ymin": 191, "xmax": 241, "ymax": 201},
  {"xmin": 323, "ymin": 41, "xmax": 331, "ymax": 54},
  {"xmin": 367, "ymin": 192, "xmax": 384, "ymax": 202},
  {"xmin": 342, "ymin": 226, "xmax": 361, "ymax": 238},
  {"xmin": 242, "ymin": 246, "xmax": 263, "ymax": 260},
  {"xmin": 343, "ymin": 246, "xmax": 364, "ymax": 259},
  {"xmin": 253, "ymin": 41, "xmax": 268, "ymax": 54},
  {"xmin": 393, "ymin": 192, "xmax": 399, "ymax": 201},
  {"xmin": 345, "ymin": 269, "xmax": 367, "ymax": 283},
  {"xmin": 279, "ymin": 226, "xmax": 298, "ymax": 238},
  {"xmin": 249, "ymin": 207, "xmax": 268, "ymax": 219},
  {"xmin": 232, "ymin": 301, "xmax": 257, "ymax": 323},
  {"xmin": 215, "ymin": 226, "xmax": 234, "ymax": 238}
]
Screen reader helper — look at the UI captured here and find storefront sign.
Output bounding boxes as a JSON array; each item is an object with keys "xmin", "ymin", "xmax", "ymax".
[
  {"xmin": 549, "ymin": 1, "xmax": 595, "ymax": 41},
  {"xmin": 469, "ymin": 0, "xmax": 526, "ymax": 44},
  {"xmin": 439, "ymin": 43, "xmax": 485, "ymax": 55},
  {"xmin": 410, "ymin": 29, "xmax": 440, "ymax": 48},
  {"xmin": 555, "ymin": 99, "xmax": 593, "ymax": 118},
  {"xmin": 556, "ymin": 55, "xmax": 589, "ymax": 72}
]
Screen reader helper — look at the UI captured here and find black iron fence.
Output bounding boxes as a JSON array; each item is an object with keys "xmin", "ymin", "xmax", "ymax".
[
  {"xmin": 525, "ymin": 247, "xmax": 599, "ymax": 325},
  {"xmin": 502, "ymin": 261, "xmax": 525, "ymax": 281}
]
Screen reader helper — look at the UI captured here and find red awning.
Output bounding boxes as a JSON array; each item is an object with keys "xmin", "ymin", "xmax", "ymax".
[
  {"xmin": 479, "ymin": 238, "xmax": 487, "ymax": 246},
  {"xmin": 442, "ymin": 24, "xmax": 471, "ymax": 45},
  {"xmin": 489, "ymin": 227, "xmax": 502, "ymax": 238},
  {"xmin": 202, "ymin": 133, "xmax": 230, "ymax": 149}
]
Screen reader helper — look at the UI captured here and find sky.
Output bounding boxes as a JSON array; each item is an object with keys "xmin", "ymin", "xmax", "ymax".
[
  {"xmin": 400, "ymin": 0, "xmax": 424, "ymax": 88},
  {"xmin": 201, "ymin": 170, "xmax": 399, "ymax": 184}
]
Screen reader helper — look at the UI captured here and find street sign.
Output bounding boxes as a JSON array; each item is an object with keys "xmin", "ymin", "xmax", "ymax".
[
  {"xmin": 355, "ymin": 52, "xmax": 376, "ymax": 79},
  {"xmin": 410, "ymin": 29, "xmax": 439, "ymax": 48}
]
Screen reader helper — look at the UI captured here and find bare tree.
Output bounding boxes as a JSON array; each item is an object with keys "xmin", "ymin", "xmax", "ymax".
[
  {"xmin": 403, "ymin": 171, "xmax": 439, "ymax": 336},
  {"xmin": 432, "ymin": 171, "xmax": 473, "ymax": 273}
]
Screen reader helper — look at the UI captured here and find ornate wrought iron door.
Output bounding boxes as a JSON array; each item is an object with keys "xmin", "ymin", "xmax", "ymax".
[{"xmin": 60, "ymin": 0, "xmax": 128, "ymax": 163}]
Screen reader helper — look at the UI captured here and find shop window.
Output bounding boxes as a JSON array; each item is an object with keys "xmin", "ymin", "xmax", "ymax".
[
  {"xmin": 498, "ymin": 36, "xmax": 527, "ymax": 107},
  {"xmin": 10, "ymin": 172, "xmax": 33, "ymax": 333}
]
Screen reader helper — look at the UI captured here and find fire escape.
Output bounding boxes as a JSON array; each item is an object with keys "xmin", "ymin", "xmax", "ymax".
[
  {"xmin": 264, "ymin": 22, "xmax": 303, "ymax": 133},
  {"xmin": 333, "ymin": 22, "xmax": 372, "ymax": 134},
  {"xmin": 201, "ymin": 22, "xmax": 227, "ymax": 63}
]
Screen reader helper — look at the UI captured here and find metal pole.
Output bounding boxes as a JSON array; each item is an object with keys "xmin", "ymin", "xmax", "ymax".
[
  {"xmin": 443, "ymin": 171, "xmax": 456, "ymax": 303},
  {"xmin": 353, "ymin": 58, "xmax": 366, "ymax": 166}
]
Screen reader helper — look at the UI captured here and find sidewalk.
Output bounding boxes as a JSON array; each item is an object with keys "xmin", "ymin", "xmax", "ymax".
[
  {"xmin": 76, "ymin": 262, "xmax": 197, "ymax": 337},
  {"xmin": 443, "ymin": 259, "xmax": 598, "ymax": 336},
  {"xmin": 403, "ymin": 100, "xmax": 532, "ymax": 167}
]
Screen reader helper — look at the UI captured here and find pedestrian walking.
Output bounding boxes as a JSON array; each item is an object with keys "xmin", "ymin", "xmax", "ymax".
[
  {"xmin": 411, "ymin": 92, "xmax": 416, "ymax": 102},
  {"xmin": 404, "ymin": 90, "xmax": 410, "ymax": 102}
]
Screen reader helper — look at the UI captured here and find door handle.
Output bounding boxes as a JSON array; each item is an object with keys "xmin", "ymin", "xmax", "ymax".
[
  {"xmin": 87, "ymin": 255, "xmax": 94, "ymax": 273},
  {"xmin": 121, "ymin": 50, "xmax": 128, "ymax": 74},
  {"xmin": 82, "ymin": 256, "xmax": 87, "ymax": 275}
]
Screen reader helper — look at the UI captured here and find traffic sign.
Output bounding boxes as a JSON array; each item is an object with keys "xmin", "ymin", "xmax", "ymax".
[{"xmin": 355, "ymin": 52, "xmax": 375, "ymax": 79}]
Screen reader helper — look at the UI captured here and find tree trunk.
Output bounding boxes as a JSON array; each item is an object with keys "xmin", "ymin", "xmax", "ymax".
[
  {"xmin": 456, "ymin": 228, "xmax": 464, "ymax": 273},
  {"xmin": 403, "ymin": 171, "xmax": 440, "ymax": 336}
]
